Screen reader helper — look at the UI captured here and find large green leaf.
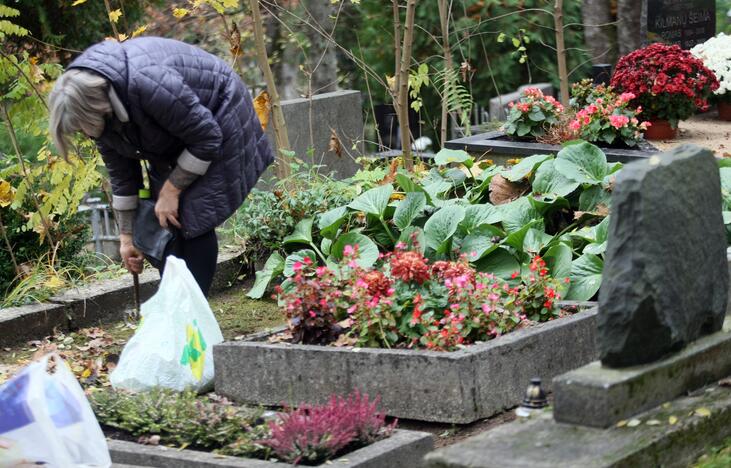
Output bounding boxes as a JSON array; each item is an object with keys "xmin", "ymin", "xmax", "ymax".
[
  {"xmin": 399, "ymin": 226, "xmax": 426, "ymax": 253},
  {"xmin": 283, "ymin": 249, "xmax": 318, "ymax": 276},
  {"xmin": 348, "ymin": 184, "xmax": 393, "ymax": 216},
  {"xmin": 331, "ymin": 232, "xmax": 379, "ymax": 268},
  {"xmin": 502, "ymin": 219, "xmax": 543, "ymax": 251},
  {"xmin": 459, "ymin": 204, "xmax": 502, "ymax": 233},
  {"xmin": 460, "ymin": 234, "xmax": 497, "ymax": 260},
  {"xmin": 434, "ymin": 148, "xmax": 472, "ymax": 166},
  {"xmin": 395, "ymin": 173, "xmax": 421, "ymax": 195},
  {"xmin": 424, "ymin": 205, "xmax": 466, "ymax": 252},
  {"xmin": 500, "ymin": 197, "xmax": 543, "ymax": 233},
  {"xmin": 283, "ymin": 218, "xmax": 314, "ymax": 245},
  {"xmin": 501, "ymin": 154, "xmax": 552, "ymax": 182},
  {"xmin": 394, "ymin": 192, "xmax": 427, "ymax": 230},
  {"xmin": 246, "ymin": 252, "xmax": 285, "ymax": 299},
  {"xmin": 475, "ymin": 248, "xmax": 521, "ymax": 279},
  {"xmin": 565, "ymin": 253, "xmax": 604, "ymax": 301},
  {"xmin": 522, "ymin": 228, "xmax": 553, "ymax": 255},
  {"xmin": 720, "ymin": 168, "xmax": 731, "ymax": 210},
  {"xmin": 554, "ymin": 142, "xmax": 608, "ymax": 185},
  {"xmin": 578, "ymin": 185, "xmax": 612, "ymax": 212},
  {"xmin": 544, "ymin": 243, "xmax": 572, "ymax": 294},
  {"xmin": 532, "ymin": 159, "xmax": 580, "ymax": 197},
  {"xmin": 583, "ymin": 217, "xmax": 609, "ymax": 255},
  {"xmin": 317, "ymin": 206, "xmax": 348, "ymax": 240}
]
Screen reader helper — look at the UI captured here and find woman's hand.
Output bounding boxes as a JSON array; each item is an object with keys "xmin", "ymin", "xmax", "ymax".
[
  {"xmin": 120, "ymin": 234, "xmax": 144, "ymax": 274},
  {"xmin": 155, "ymin": 180, "xmax": 182, "ymax": 229}
]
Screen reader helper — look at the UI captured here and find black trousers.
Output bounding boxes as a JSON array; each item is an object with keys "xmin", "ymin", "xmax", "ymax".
[{"xmin": 156, "ymin": 230, "xmax": 218, "ymax": 297}]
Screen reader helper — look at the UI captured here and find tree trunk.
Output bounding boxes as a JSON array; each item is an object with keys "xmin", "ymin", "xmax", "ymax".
[
  {"xmin": 617, "ymin": 0, "xmax": 642, "ymax": 56},
  {"xmin": 554, "ymin": 0, "xmax": 569, "ymax": 106},
  {"xmin": 437, "ymin": 0, "xmax": 453, "ymax": 146},
  {"xmin": 581, "ymin": 0, "xmax": 616, "ymax": 64},
  {"xmin": 249, "ymin": 0, "xmax": 291, "ymax": 179},
  {"xmin": 397, "ymin": 0, "xmax": 417, "ymax": 171},
  {"xmin": 306, "ymin": 0, "xmax": 338, "ymax": 95}
]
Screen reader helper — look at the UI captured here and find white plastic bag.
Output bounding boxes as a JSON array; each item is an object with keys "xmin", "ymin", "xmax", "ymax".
[
  {"xmin": 110, "ymin": 255, "xmax": 224, "ymax": 392},
  {"xmin": 0, "ymin": 353, "xmax": 111, "ymax": 467}
]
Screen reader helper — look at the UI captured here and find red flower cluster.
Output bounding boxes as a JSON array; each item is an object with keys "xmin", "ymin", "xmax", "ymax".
[
  {"xmin": 389, "ymin": 250, "xmax": 431, "ymax": 284},
  {"xmin": 611, "ymin": 43, "xmax": 719, "ymax": 125}
]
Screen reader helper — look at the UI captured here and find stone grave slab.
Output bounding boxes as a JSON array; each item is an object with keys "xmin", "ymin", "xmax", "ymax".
[
  {"xmin": 425, "ymin": 382, "xmax": 731, "ymax": 468},
  {"xmin": 553, "ymin": 316, "xmax": 731, "ymax": 428}
]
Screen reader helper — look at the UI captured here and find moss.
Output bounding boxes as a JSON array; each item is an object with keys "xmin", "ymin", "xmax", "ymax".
[{"xmin": 208, "ymin": 286, "xmax": 285, "ymax": 340}]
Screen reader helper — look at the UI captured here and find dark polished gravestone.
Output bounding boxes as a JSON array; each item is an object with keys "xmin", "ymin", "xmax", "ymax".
[
  {"xmin": 598, "ymin": 145, "xmax": 728, "ymax": 368},
  {"xmin": 642, "ymin": 0, "xmax": 716, "ymax": 49}
]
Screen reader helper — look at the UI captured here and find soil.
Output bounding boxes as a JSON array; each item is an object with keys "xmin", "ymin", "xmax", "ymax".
[{"xmin": 651, "ymin": 110, "xmax": 731, "ymax": 157}]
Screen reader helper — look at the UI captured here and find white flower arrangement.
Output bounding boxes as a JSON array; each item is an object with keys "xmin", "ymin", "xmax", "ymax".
[{"xmin": 691, "ymin": 33, "xmax": 731, "ymax": 100}]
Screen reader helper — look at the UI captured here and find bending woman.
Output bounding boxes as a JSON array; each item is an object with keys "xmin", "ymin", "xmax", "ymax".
[{"xmin": 49, "ymin": 37, "xmax": 273, "ymax": 296}]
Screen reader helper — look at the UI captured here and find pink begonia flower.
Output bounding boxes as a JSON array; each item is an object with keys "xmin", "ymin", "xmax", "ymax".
[
  {"xmin": 292, "ymin": 261, "xmax": 303, "ymax": 272},
  {"xmin": 356, "ymin": 278, "xmax": 368, "ymax": 288},
  {"xmin": 395, "ymin": 242, "xmax": 407, "ymax": 250},
  {"xmin": 569, "ymin": 119, "xmax": 582, "ymax": 131},
  {"xmin": 347, "ymin": 305, "xmax": 357, "ymax": 315},
  {"xmin": 343, "ymin": 245, "xmax": 355, "ymax": 256},
  {"xmin": 609, "ymin": 114, "xmax": 630, "ymax": 129},
  {"xmin": 619, "ymin": 92, "xmax": 636, "ymax": 103},
  {"xmin": 316, "ymin": 266, "xmax": 328, "ymax": 277},
  {"xmin": 488, "ymin": 293, "xmax": 499, "ymax": 302},
  {"xmin": 595, "ymin": 98, "xmax": 604, "ymax": 104},
  {"xmin": 309, "ymin": 310, "xmax": 316, "ymax": 318}
]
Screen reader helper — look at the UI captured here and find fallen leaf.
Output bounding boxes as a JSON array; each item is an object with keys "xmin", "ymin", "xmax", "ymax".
[
  {"xmin": 328, "ymin": 129, "xmax": 342, "ymax": 158},
  {"xmin": 661, "ymin": 402, "xmax": 671, "ymax": 409},
  {"xmin": 627, "ymin": 419, "xmax": 641, "ymax": 427},
  {"xmin": 695, "ymin": 407, "xmax": 712, "ymax": 418},
  {"xmin": 646, "ymin": 419, "xmax": 661, "ymax": 426},
  {"xmin": 489, "ymin": 174, "xmax": 527, "ymax": 205},
  {"xmin": 253, "ymin": 91, "xmax": 271, "ymax": 130},
  {"xmin": 172, "ymin": 7, "xmax": 189, "ymax": 18},
  {"xmin": 615, "ymin": 420, "xmax": 628, "ymax": 428},
  {"xmin": 668, "ymin": 415, "xmax": 678, "ymax": 425}
]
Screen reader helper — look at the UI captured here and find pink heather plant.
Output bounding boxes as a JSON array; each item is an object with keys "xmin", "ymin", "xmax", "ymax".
[{"xmin": 260, "ymin": 391, "xmax": 395, "ymax": 465}]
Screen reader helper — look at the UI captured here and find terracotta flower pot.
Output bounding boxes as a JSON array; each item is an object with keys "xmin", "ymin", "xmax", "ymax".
[
  {"xmin": 644, "ymin": 119, "xmax": 677, "ymax": 140},
  {"xmin": 719, "ymin": 102, "xmax": 731, "ymax": 121}
]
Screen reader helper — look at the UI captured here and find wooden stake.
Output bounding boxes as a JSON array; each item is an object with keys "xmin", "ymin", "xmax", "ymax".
[
  {"xmin": 249, "ymin": 0, "xmax": 291, "ymax": 179},
  {"xmin": 554, "ymin": 0, "xmax": 570, "ymax": 106}
]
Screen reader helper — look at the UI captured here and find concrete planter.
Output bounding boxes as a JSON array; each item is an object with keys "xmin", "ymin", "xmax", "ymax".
[
  {"xmin": 107, "ymin": 429, "xmax": 433, "ymax": 468},
  {"xmin": 445, "ymin": 130, "xmax": 658, "ymax": 165},
  {"xmin": 0, "ymin": 250, "xmax": 247, "ymax": 347},
  {"xmin": 214, "ymin": 308, "xmax": 599, "ymax": 424}
]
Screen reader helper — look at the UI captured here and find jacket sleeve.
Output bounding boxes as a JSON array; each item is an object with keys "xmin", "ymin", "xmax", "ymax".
[
  {"xmin": 96, "ymin": 140, "xmax": 143, "ymax": 211},
  {"xmin": 131, "ymin": 66, "xmax": 223, "ymax": 176}
]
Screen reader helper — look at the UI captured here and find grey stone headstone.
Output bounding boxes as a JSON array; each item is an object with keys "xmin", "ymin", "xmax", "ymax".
[
  {"xmin": 261, "ymin": 90, "xmax": 364, "ymax": 184},
  {"xmin": 642, "ymin": 0, "xmax": 716, "ymax": 49},
  {"xmin": 598, "ymin": 144, "xmax": 728, "ymax": 367}
]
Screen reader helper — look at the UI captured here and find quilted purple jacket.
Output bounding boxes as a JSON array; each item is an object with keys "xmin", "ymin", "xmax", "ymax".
[{"xmin": 69, "ymin": 37, "xmax": 273, "ymax": 238}]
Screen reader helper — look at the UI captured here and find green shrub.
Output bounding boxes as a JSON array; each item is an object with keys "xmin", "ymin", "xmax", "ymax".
[{"xmin": 89, "ymin": 388, "xmax": 267, "ymax": 456}]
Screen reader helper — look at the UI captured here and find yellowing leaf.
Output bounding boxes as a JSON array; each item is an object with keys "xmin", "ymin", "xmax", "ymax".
[
  {"xmin": 668, "ymin": 415, "xmax": 678, "ymax": 425},
  {"xmin": 81, "ymin": 368, "xmax": 92, "ymax": 379},
  {"xmin": 117, "ymin": 33, "xmax": 128, "ymax": 41},
  {"xmin": 615, "ymin": 420, "xmax": 628, "ymax": 428},
  {"xmin": 253, "ymin": 90, "xmax": 271, "ymax": 130},
  {"xmin": 44, "ymin": 275, "xmax": 65, "ymax": 289},
  {"xmin": 695, "ymin": 407, "xmax": 712, "ymax": 418},
  {"xmin": 132, "ymin": 25, "xmax": 148, "ymax": 37},
  {"xmin": 646, "ymin": 419, "xmax": 661, "ymax": 426},
  {"xmin": 173, "ymin": 7, "xmax": 189, "ymax": 18},
  {"xmin": 71, "ymin": 0, "xmax": 87, "ymax": 5},
  {"xmin": 0, "ymin": 179, "xmax": 15, "ymax": 207},
  {"xmin": 626, "ymin": 418, "xmax": 641, "ymax": 427},
  {"xmin": 108, "ymin": 9, "xmax": 122, "ymax": 23}
]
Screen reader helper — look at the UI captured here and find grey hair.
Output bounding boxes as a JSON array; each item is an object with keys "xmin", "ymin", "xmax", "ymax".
[{"xmin": 48, "ymin": 69, "xmax": 112, "ymax": 158}]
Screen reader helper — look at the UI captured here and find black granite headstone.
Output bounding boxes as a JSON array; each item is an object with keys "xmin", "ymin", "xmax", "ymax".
[
  {"xmin": 598, "ymin": 145, "xmax": 728, "ymax": 368},
  {"xmin": 643, "ymin": 0, "xmax": 716, "ymax": 49}
]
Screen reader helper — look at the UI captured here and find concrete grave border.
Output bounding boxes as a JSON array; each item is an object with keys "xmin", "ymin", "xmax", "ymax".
[
  {"xmin": 445, "ymin": 130, "xmax": 658, "ymax": 165},
  {"xmin": 214, "ymin": 307, "xmax": 599, "ymax": 424},
  {"xmin": 0, "ymin": 250, "xmax": 247, "ymax": 347},
  {"xmin": 107, "ymin": 429, "xmax": 433, "ymax": 468}
]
